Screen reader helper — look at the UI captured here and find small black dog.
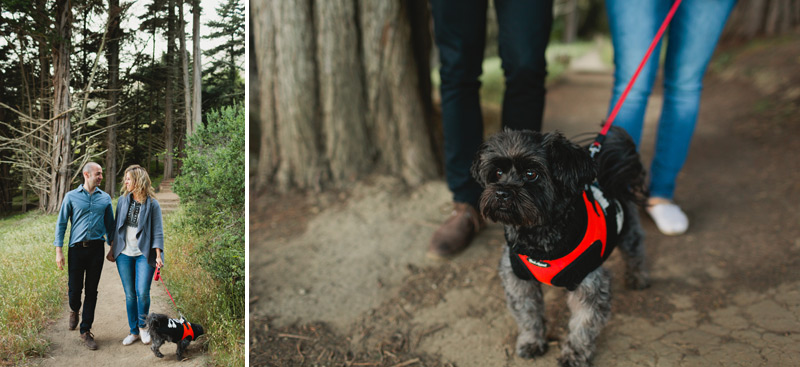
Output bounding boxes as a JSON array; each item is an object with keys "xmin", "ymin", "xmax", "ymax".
[
  {"xmin": 471, "ymin": 127, "xmax": 650, "ymax": 367},
  {"xmin": 146, "ymin": 313, "xmax": 205, "ymax": 361}
]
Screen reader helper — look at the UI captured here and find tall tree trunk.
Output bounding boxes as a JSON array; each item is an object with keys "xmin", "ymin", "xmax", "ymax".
[
  {"xmin": 723, "ymin": 0, "xmax": 800, "ymax": 40},
  {"xmin": 192, "ymin": 0, "xmax": 202, "ymax": 131},
  {"xmin": 164, "ymin": 0, "xmax": 176, "ymax": 179},
  {"xmin": 358, "ymin": 0, "xmax": 437, "ymax": 186},
  {"xmin": 36, "ymin": 0, "xmax": 51, "ymax": 210},
  {"xmin": 48, "ymin": 0, "xmax": 73, "ymax": 214},
  {"xmin": 314, "ymin": 0, "xmax": 370, "ymax": 184},
  {"xmin": 252, "ymin": 0, "xmax": 437, "ymax": 192},
  {"xmin": 251, "ymin": 0, "xmax": 277, "ymax": 191},
  {"xmin": 180, "ymin": 0, "xmax": 193, "ymax": 136},
  {"xmin": 105, "ymin": 0, "xmax": 121, "ymax": 196}
]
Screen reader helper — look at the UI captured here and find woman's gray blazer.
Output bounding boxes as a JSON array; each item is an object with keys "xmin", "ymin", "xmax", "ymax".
[{"xmin": 111, "ymin": 193, "xmax": 165, "ymax": 268}]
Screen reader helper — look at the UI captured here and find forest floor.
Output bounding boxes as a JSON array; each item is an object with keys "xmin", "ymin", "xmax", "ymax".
[
  {"xmin": 249, "ymin": 36, "xmax": 800, "ymax": 367},
  {"xmin": 28, "ymin": 184, "xmax": 209, "ymax": 367}
]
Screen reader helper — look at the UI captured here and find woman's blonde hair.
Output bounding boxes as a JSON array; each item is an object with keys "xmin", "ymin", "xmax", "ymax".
[{"xmin": 121, "ymin": 164, "xmax": 156, "ymax": 199}]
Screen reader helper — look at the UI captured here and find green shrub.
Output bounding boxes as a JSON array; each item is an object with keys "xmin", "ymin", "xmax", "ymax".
[{"xmin": 173, "ymin": 104, "xmax": 245, "ymax": 320}]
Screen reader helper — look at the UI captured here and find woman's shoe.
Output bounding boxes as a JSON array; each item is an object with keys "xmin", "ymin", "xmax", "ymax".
[
  {"xmin": 140, "ymin": 327, "xmax": 151, "ymax": 344},
  {"xmin": 646, "ymin": 199, "xmax": 689, "ymax": 235},
  {"xmin": 122, "ymin": 334, "xmax": 140, "ymax": 345}
]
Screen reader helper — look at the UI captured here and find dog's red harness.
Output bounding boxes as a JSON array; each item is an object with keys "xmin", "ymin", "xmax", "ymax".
[
  {"xmin": 512, "ymin": 187, "xmax": 621, "ymax": 291},
  {"xmin": 157, "ymin": 317, "xmax": 202, "ymax": 341}
]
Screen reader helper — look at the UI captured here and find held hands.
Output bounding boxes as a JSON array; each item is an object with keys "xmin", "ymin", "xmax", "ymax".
[{"xmin": 106, "ymin": 250, "xmax": 116, "ymax": 262}]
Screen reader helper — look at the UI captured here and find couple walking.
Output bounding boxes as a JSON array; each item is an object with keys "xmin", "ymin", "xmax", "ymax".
[{"xmin": 53, "ymin": 163, "xmax": 165, "ymax": 350}]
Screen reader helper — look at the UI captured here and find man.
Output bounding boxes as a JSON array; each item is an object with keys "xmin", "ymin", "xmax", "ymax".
[
  {"xmin": 428, "ymin": 0, "xmax": 554, "ymax": 258},
  {"xmin": 54, "ymin": 162, "xmax": 115, "ymax": 350}
]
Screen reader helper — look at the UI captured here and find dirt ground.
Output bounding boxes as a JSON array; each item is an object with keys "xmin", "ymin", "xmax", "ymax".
[
  {"xmin": 29, "ymin": 190, "xmax": 209, "ymax": 367},
  {"xmin": 249, "ymin": 37, "xmax": 800, "ymax": 367}
]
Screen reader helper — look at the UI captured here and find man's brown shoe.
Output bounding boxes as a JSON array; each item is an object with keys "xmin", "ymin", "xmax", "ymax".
[
  {"xmin": 69, "ymin": 311, "xmax": 79, "ymax": 330},
  {"xmin": 80, "ymin": 331, "xmax": 98, "ymax": 350},
  {"xmin": 428, "ymin": 202, "xmax": 484, "ymax": 259}
]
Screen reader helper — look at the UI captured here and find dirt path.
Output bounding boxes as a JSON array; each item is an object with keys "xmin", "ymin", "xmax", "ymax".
[
  {"xmin": 250, "ymin": 38, "xmax": 800, "ymax": 367},
  {"xmin": 34, "ymin": 186, "xmax": 208, "ymax": 366}
]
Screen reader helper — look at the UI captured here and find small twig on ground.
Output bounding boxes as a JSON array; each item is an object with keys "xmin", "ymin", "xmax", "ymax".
[
  {"xmin": 296, "ymin": 341, "xmax": 305, "ymax": 364},
  {"xmin": 414, "ymin": 323, "xmax": 447, "ymax": 349},
  {"xmin": 389, "ymin": 358, "xmax": 420, "ymax": 367},
  {"xmin": 249, "ymin": 296, "xmax": 259, "ymax": 304},
  {"xmin": 278, "ymin": 333, "xmax": 315, "ymax": 341}
]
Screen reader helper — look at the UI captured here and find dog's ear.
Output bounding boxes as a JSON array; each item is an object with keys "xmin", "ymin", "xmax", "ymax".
[
  {"xmin": 542, "ymin": 132, "xmax": 596, "ymax": 195},
  {"xmin": 470, "ymin": 142, "xmax": 488, "ymax": 188}
]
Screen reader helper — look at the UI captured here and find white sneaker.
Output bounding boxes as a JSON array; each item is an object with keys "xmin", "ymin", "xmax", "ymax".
[
  {"xmin": 647, "ymin": 201, "xmax": 689, "ymax": 235},
  {"xmin": 122, "ymin": 334, "xmax": 140, "ymax": 345},
  {"xmin": 139, "ymin": 328, "xmax": 151, "ymax": 345}
]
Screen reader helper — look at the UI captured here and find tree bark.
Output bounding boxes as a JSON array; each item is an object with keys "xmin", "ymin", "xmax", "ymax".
[
  {"xmin": 252, "ymin": 0, "xmax": 437, "ymax": 192},
  {"xmin": 180, "ymin": 0, "xmax": 193, "ymax": 137},
  {"xmin": 271, "ymin": 0, "xmax": 325, "ymax": 191},
  {"xmin": 105, "ymin": 0, "xmax": 121, "ymax": 196},
  {"xmin": 723, "ymin": 0, "xmax": 800, "ymax": 40},
  {"xmin": 250, "ymin": 0, "xmax": 278, "ymax": 191},
  {"xmin": 358, "ymin": 0, "xmax": 437, "ymax": 187},
  {"xmin": 164, "ymin": 0, "xmax": 176, "ymax": 179},
  {"xmin": 192, "ymin": 0, "xmax": 202, "ymax": 132},
  {"xmin": 48, "ymin": 0, "xmax": 73, "ymax": 214},
  {"xmin": 314, "ymin": 0, "xmax": 371, "ymax": 184}
]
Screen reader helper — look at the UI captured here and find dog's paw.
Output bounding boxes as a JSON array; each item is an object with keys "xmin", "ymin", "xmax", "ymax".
[
  {"xmin": 515, "ymin": 334, "xmax": 548, "ymax": 359},
  {"xmin": 624, "ymin": 271, "xmax": 651, "ymax": 290},
  {"xmin": 558, "ymin": 350, "xmax": 592, "ymax": 367},
  {"xmin": 154, "ymin": 352, "xmax": 164, "ymax": 358}
]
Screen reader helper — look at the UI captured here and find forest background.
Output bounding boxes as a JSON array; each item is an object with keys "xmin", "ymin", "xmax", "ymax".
[{"xmin": 0, "ymin": 0, "xmax": 245, "ymax": 365}]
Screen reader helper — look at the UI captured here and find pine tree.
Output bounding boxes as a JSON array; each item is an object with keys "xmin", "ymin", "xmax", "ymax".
[{"xmin": 202, "ymin": 0, "xmax": 244, "ymax": 110}]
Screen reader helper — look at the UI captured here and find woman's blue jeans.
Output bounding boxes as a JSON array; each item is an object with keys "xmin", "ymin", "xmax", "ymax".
[
  {"xmin": 606, "ymin": 0, "xmax": 737, "ymax": 199},
  {"xmin": 115, "ymin": 253, "xmax": 155, "ymax": 335}
]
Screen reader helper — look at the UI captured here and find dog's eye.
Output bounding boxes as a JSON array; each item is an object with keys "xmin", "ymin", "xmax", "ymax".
[
  {"xmin": 525, "ymin": 169, "xmax": 538, "ymax": 181},
  {"xmin": 495, "ymin": 169, "xmax": 504, "ymax": 179}
]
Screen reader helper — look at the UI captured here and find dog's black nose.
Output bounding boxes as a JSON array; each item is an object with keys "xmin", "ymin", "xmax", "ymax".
[{"xmin": 495, "ymin": 190, "xmax": 510, "ymax": 201}]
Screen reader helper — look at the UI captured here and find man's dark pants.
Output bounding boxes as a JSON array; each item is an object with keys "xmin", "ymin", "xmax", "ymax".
[
  {"xmin": 67, "ymin": 242, "xmax": 105, "ymax": 334},
  {"xmin": 431, "ymin": 0, "xmax": 554, "ymax": 207}
]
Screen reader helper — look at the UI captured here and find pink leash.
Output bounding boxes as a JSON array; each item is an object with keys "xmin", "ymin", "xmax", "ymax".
[
  {"xmin": 590, "ymin": 0, "xmax": 683, "ymax": 158},
  {"xmin": 154, "ymin": 265, "xmax": 181, "ymax": 315}
]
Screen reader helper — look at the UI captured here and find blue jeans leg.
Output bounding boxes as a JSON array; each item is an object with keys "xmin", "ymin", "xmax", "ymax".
[
  {"xmin": 495, "ymin": 0, "xmax": 553, "ymax": 132},
  {"xmin": 605, "ymin": 0, "xmax": 670, "ymax": 145},
  {"xmin": 431, "ymin": 0, "xmax": 488, "ymax": 207},
  {"xmin": 606, "ymin": 0, "xmax": 736, "ymax": 199},
  {"xmin": 116, "ymin": 254, "xmax": 156, "ymax": 334},
  {"xmin": 650, "ymin": 0, "xmax": 737, "ymax": 198}
]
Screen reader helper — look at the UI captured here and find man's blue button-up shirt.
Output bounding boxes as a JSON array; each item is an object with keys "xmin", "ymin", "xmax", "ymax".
[{"xmin": 54, "ymin": 185, "xmax": 115, "ymax": 247}]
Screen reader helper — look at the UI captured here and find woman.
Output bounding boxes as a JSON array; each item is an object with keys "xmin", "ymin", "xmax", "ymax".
[
  {"xmin": 605, "ymin": 0, "xmax": 737, "ymax": 235},
  {"xmin": 107, "ymin": 165, "xmax": 164, "ymax": 345}
]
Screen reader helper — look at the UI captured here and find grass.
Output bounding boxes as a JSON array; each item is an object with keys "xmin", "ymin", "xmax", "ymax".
[
  {"xmin": 432, "ymin": 39, "xmax": 613, "ymax": 107},
  {"xmin": 160, "ymin": 207, "xmax": 244, "ymax": 367},
  {"xmin": 0, "ymin": 212, "xmax": 66, "ymax": 364}
]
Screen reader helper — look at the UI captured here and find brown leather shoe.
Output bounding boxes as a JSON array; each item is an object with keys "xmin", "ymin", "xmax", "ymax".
[
  {"xmin": 428, "ymin": 202, "xmax": 484, "ymax": 259},
  {"xmin": 69, "ymin": 311, "xmax": 79, "ymax": 330},
  {"xmin": 80, "ymin": 331, "xmax": 98, "ymax": 350}
]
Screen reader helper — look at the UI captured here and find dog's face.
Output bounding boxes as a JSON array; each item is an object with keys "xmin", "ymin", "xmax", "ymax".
[{"xmin": 471, "ymin": 129, "xmax": 596, "ymax": 227}]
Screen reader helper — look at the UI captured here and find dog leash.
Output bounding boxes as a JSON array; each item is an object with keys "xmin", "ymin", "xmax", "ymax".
[
  {"xmin": 154, "ymin": 265, "xmax": 184, "ymax": 319},
  {"xmin": 589, "ymin": 0, "xmax": 683, "ymax": 158}
]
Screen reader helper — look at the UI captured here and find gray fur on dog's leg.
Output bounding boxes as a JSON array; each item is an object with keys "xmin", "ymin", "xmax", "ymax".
[
  {"xmin": 151, "ymin": 337, "xmax": 165, "ymax": 358},
  {"xmin": 176, "ymin": 338, "xmax": 190, "ymax": 361},
  {"xmin": 617, "ymin": 201, "xmax": 650, "ymax": 290},
  {"xmin": 559, "ymin": 268, "xmax": 611, "ymax": 367},
  {"xmin": 499, "ymin": 247, "xmax": 548, "ymax": 358}
]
